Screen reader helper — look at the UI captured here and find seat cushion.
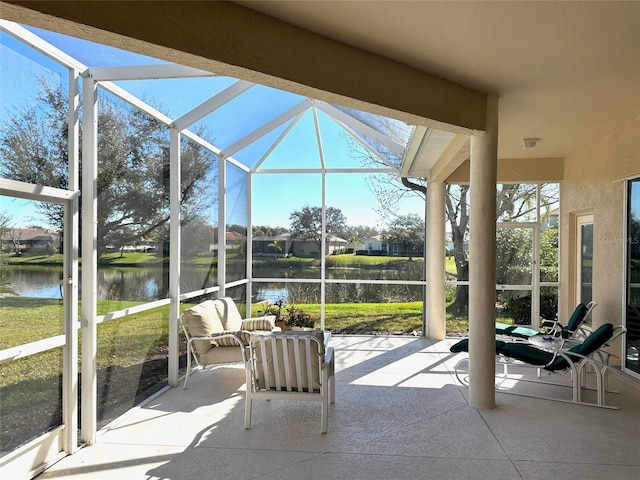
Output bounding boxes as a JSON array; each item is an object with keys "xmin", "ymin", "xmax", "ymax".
[
  {"xmin": 450, "ymin": 338, "xmax": 507, "ymax": 353},
  {"xmin": 182, "ymin": 300, "xmax": 225, "ymax": 355},
  {"xmin": 499, "ymin": 342, "xmax": 554, "ymax": 367},
  {"xmin": 213, "ymin": 297, "xmax": 244, "ymax": 331},
  {"xmin": 577, "ymin": 323, "xmax": 614, "ymax": 356}
]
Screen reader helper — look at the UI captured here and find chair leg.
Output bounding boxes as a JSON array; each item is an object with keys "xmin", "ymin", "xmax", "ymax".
[
  {"xmin": 321, "ymin": 386, "xmax": 328, "ymax": 433},
  {"xmin": 183, "ymin": 347, "xmax": 192, "ymax": 389},
  {"xmin": 244, "ymin": 395, "xmax": 252, "ymax": 429},
  {"xmin": 244, "ymin": 365, "xmax": 252, "ymax": 429},
  {"xmin": 330, "ymin": 357, "xmax": 336, "ymax": 405}
]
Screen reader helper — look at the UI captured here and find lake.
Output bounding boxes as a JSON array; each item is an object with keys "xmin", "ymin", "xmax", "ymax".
[{"xmin": 3, "ymin": 263, "xmax": 425, "ymax": 304}]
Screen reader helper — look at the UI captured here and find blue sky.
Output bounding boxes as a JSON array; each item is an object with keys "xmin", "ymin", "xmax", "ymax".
[{"xmin": 0, "ymin": 25, "xmax": 425, "ymax": 232}]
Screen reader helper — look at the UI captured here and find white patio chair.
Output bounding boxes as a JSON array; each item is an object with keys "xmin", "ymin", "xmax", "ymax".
[{"xmin": 245, "ymin": 330, "xmax": 335, "ymax": 433}]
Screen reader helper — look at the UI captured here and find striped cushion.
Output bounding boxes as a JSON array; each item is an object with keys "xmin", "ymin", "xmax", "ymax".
[
  {"xmin": 213, "ymin": 331, "xmax": 252, "ymax": 347},
  {"xmin": 241, "ymin": 316, "xmax": 275, "ymax": 331}
]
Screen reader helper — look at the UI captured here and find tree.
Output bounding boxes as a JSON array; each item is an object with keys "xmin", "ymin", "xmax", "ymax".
[
  {"xmin": 0, "ymin": 211, "xmax": 11, "ymax": 249},
  {"xmin": 345, "ymin": 132, "xmax": 559, "ymax": 316},
  {"xmin": 0, "ymin": 211, "xmax": 13, "ymax": 292},
  {"xmin": 0, "ymin": 78, "xmax": 67, "ymax": 232},
  {"xmin": 252, "ymin": 225, "xmax": 288, "ymax": 237},
  {"xmin": 0, "ymin": 79, "xmax": 216, "ymax": 256},
  {"xmin": 180, "ymin": 217, "xmax": 217, "ymax": 258},
  {"xmin": 289, "ymin": 206, "xmax": 347, "ymax": 252},
  {"xmin": 267, "ymin": 239, "xmax": 283, "ymax": 259},
  {"xmin": 345, "ymin": 225, "xmax": 378, "ymax": 244},
  {"xmin": 347, "ymin": 235, "xmax": 360, "ymax": 251},
  {"xmin": 382, "ymin": 213, "xmax": 425, "ymax": 260}
]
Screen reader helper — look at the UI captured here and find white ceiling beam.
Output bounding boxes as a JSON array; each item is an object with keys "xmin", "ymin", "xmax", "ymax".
[
  {"xmin": 429, "ymin": 134, "xmax": 470, "ymax": 183},
  {"xmin": 312, "ymin": 107, "xmax": 326, "ymax": 170},
  {"xmin": 324, "ymin": 114, "xmax": 397, "ymax": 170},
  {"xmin": 252, "ymin": 168, "xmax": 397, "ymax": 174},
  {"xmin": 252, "ymin": 110, "xmax": 306, "ymax": 173},
  {"xmin": 172, "ymin": 79, "xmax": 254, "ymax": 130},
  {"xmin": 221, "ymin": 99, "xmax": 312, "ymax": 158},
  {"xmin": 88, "ymin": 64, "xmax": 216, "ymax": 81},
  {"xmin": 0, "ymin": 19, "xmax": 87, "ymax": 72},
  {"xmin": 180, "ymin": 130, "xmax": 250, "ymax": 174},
  {"xmin": 0, "ymin": 178, "xmax": 78, "ymax": 203},
  {"xmin": 97, "ymin": 80, "xmax": 173, "ymax": 126},
  {"xmin": 315, "ymin": 101, "xmax": 406, "ymax": 155},
  {"xmin": 401, "ymin": 126, "xmax": 430, "ymax": 176}
]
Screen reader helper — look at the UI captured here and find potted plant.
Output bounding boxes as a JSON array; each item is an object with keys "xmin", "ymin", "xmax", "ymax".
[
  {"xmin": 259, "ymin": 299, "xmax": 286, "ymax": 330},
  {"xmin": 258, "ymin": 300, "xmax": 316, "ymax": 330},
  {"xmin": 283, "ymin": 304, "xmax": 316, "ymax": 330}
]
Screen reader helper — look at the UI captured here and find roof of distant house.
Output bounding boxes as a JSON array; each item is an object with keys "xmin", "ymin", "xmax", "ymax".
[{"xmin": 0, "ymin": 227, "xmax": 58, "ymax": 242}]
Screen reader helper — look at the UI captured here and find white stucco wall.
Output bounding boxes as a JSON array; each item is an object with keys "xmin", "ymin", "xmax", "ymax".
[{"xmin": 560, "ymin": 117, "xmax": 640, "ymax": 334}]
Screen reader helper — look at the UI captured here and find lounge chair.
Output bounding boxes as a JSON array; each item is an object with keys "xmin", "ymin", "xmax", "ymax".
[
  {"xmin": 245, "ymin": 330, "xmax": 335, "ymax": 433},
  {"xmin": 494, "ymin": 301, "xmax": 597, "ymax": 342},
  {"xmin": 450, "ymin": 323, "xmax": 627, "ymax": 408}
]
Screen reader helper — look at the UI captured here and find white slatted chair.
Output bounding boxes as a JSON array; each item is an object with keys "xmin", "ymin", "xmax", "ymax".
[{"xmin": 245, "ymin": 331, "xmax": 335, "ymax": 433}]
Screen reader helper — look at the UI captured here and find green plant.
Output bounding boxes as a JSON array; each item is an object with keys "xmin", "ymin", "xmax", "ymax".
[
  {"xmin": 283, "ymin": 304, "xmax": 316, "ymax": 328},
  {"xmin": 502, "ymin": 294, "xmax": 531, "ymax": 325}
]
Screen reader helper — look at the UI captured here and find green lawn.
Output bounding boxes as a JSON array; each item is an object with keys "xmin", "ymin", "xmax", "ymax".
[{"xmin": 1, "ymin": 298, "xmax": 472, "ymax": 386}]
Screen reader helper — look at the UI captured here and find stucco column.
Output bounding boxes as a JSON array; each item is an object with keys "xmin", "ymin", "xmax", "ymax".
[
  {"xmin": 427, "ymin": 180, "xmax": 446, "ymax": 340},
  {"xmin": 469, "ymin": 94, "xmax": 498, "ymax": 409}
]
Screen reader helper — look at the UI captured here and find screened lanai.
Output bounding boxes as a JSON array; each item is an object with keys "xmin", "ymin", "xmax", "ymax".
[
  {"xmin": 0, "ymin": 19, "xmax": 448, "ymax": 470},
  {"xmin": 0, "ymin": 19, "xmax": 562, "ymax": 478}
]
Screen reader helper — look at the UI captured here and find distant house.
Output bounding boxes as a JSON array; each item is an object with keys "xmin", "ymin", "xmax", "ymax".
[
  {"xmin": 209, "ymin": 231, "xmax": 247, "ymax": 252},
  {"xmin": 292, "ymin": 235, "xmax": 348, "ymax": 257},
  {"xmin": 546, "ymin": 208, "xmax": 559, "ymax": 229},
  {"xmin": 445, "ymin": 232, "xmax": 469, "ymax": 258},
  {"xmin": 0, "ymin": 227, "xmax": 60, "ymax": 254},
  {"xmin": 252, "ymin": 233, "xmax": 293, "ymax": 256},
  {"xmin": 362, "ymin": 234, "xmax": 424, "ymax": 257},
  {"xmin": 363, "ymin": 235, "xmax": 386, "ymax": 254},
  {"xmin": 252, "ymin": 233, "xmax": 347, "ymax": 257}
]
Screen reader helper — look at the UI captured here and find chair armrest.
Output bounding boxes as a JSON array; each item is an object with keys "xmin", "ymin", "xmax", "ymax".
[
  {"xmin": 323, "ymin": 346, "xmax": 334, "ymax": 368},
  {"xmin": 187, "ymin": 333, "xmax": 245, "ymax": 347},
  {"xmin": 540, "ymin": 319, "xmax": 561, "ymax": 334},
  {"xmin": 187, "ymin": 333, "xmax": 247, "ymax": 362}
]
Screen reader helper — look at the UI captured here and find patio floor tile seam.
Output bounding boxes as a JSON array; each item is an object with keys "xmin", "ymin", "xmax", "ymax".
[
  {"xmin": 511, "ymin": 458, "xmax": 640, "ymax": 468},
  {"xmin": 474, "ymin": 404, "xmax": 519, "ymax": 467}
]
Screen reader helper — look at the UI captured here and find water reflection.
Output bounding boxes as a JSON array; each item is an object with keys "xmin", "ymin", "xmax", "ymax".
[{"xmin": 7, "ymin": 264, "xmax": 425, "ymax": 303}]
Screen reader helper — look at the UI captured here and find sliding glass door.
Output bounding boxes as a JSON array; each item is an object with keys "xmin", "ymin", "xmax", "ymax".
[{"xmin": 625, "ymin": 179, "xmax": 640, "ymax": 379}]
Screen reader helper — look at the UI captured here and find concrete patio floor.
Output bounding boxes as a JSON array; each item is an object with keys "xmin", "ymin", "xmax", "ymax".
[{"xmin": 36, "ymin": 335, "xmax": 640, "ymax": 480}]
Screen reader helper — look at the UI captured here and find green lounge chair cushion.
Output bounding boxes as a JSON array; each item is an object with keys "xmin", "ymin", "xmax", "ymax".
[
  {"xmin": 450, "ymin": 339, "xmax": 506, "ymax": 353},
  {"xmin": 565, "ymin": 303, "xmax": 588, "ymax": 332}
]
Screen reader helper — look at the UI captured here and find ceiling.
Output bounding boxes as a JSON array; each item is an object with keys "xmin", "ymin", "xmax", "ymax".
[
  {"xmin": 2, "ymin": 0, "xmax": 638, "ymax": 173},
  {"xmin": 235, "ymin": 1, "xmax": 640, "ymax": 161}
]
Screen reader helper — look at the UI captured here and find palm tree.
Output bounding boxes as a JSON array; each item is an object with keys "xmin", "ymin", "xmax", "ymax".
[
  {"xmin": 347, "ymin": 235, "xmax": 360, "ymax": 253},
  {"xmin": 268, "ymin": 239, "xmax": 283, "ymax": 260}
]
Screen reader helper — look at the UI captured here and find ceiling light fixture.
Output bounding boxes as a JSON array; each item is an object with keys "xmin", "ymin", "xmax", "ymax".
[{"xmin": 522, "ymin": 137, "xmax": 540, "ymax": 149}]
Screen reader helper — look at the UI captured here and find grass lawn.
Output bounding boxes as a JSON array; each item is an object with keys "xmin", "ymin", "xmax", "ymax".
[{"xmin": 1, "ymin": 298, "xmax": 472, "ymax": 386}]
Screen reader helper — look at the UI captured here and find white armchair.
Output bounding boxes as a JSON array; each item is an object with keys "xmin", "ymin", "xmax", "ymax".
[{"xmin": 181, "ymin": 297, "xmax": 275, "ymax": 389}]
